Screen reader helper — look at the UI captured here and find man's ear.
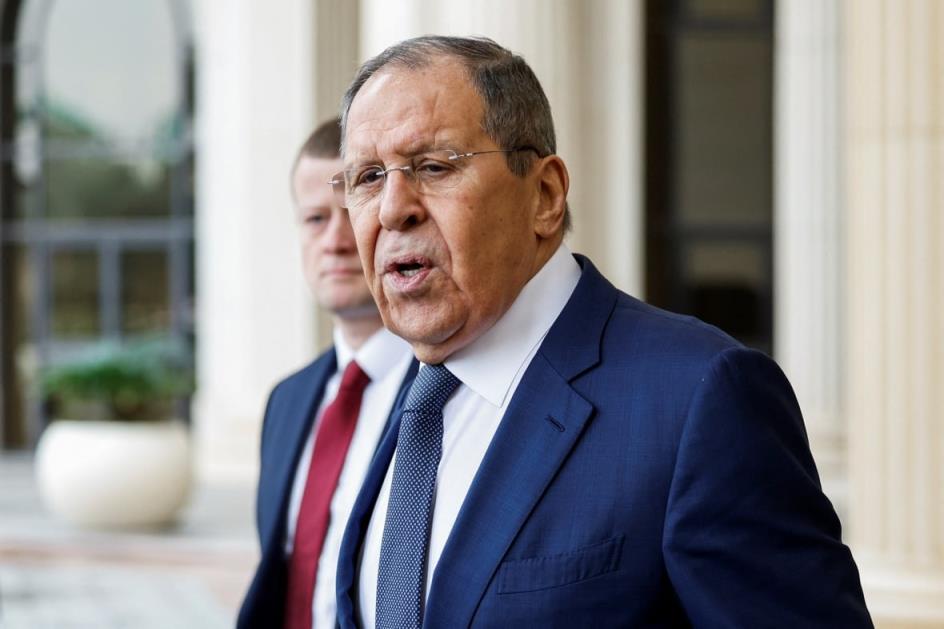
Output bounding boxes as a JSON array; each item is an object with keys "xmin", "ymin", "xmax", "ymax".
[{"xmin": 532, "ymin": 155, "xmax": 569, "ymax": 238}]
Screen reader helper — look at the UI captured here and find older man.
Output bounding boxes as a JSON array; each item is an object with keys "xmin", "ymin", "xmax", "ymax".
[
  {"xmin": 238, "ymin": 118, "xmax": 416, "ymax": 629},
  {"xmin": 334, "ymin": 37, "xmax": 871, "ymax": 628}
]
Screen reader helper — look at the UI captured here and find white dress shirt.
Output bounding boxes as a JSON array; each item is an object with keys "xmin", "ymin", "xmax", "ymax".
[
  {"xmin": 285, "ymin": 326, "xmax": 413, "ymax": 629},
  {"xmin": 357, "ymin": 245, "xmax": 582, "ymax": 628}
]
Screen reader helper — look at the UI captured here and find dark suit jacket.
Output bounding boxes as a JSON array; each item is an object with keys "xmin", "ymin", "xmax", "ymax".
[
  {"xmin": 336, "ymin": 255, "xmax": 871, "ymax": 628},
  {"xmin": 238, "ymin": 348, "xmax": 417, "ymax": 628}
]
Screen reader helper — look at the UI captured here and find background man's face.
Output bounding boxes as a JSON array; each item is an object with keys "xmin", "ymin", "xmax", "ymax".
[
  {"xmin": 344, "ymin": 59, "xmax": 543, "ymax": 363},
  {"xmin": 293, "ymin": 155, "xmax": 377, "ymax": 317}
]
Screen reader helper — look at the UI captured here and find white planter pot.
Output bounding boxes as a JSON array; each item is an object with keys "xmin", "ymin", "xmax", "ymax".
[{"xmin": 35, "ymin": 419, "xmax": 192, "ymax": 529}]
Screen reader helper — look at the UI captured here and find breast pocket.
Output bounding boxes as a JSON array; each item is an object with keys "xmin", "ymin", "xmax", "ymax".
[{"xmin": 496, "ymin": 535, "xmax": 625, "ymax": 594}]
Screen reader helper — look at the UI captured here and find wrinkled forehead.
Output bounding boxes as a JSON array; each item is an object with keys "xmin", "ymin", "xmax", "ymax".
[{"xmin": 343, "ymin": 60, "xmax": 486, "ymax": 164}]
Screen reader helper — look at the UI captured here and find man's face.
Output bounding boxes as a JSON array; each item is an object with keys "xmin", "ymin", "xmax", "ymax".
[
  {"xmin": 293, "ymin": 155, "xmax": 377, "ymax": 318},
  {"xmin": 343, "ymin": 59, "xmax": 548, "ymax": 363}
]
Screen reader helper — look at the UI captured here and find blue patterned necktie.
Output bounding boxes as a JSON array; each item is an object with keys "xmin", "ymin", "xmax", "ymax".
[{"xmin": 375, "ymin": 363, "xmax": 461, "ymax": 629}]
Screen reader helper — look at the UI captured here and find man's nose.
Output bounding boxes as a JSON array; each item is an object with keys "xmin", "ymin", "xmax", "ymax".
[
  {"xmin": 378, "ymin": 169, "xmax": 425, "ymax": 231},
  {"xmin": 322, "ymin": 209, "xmax": 357, "ymax": 251}
]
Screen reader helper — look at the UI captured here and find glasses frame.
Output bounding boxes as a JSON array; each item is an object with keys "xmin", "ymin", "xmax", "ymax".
[{"xmin": 328, "ymin": 146, "xmax": 538, "ymax": 210}]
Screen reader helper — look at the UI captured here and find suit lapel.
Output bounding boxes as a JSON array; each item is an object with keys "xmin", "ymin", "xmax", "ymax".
[
  {"xmin": 259, "ymin": 351, "xmax": 336, "ymax": 553},
  {"xmin": 426, "ymin": 256, "xmax": 618, "ymax": 626},
  {"xmin": 424, "ymin": 356, "xmax": 594, "ymax": 626}
]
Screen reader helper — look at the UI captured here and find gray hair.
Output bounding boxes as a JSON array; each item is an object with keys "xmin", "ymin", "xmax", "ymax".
[{"xmin": 340, "ymin": 35, "xmax": 571, "ymax": 232}]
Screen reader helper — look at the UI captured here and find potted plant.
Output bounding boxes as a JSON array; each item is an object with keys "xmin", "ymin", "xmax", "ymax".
[{"xmin": 34, "ymin": 336, "xmax": 195, "ymax": 529}]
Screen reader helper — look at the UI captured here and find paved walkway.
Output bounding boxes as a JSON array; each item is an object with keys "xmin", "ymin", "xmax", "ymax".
[{"xmin": 0, "ymin": 452, "xmax": 258, "ymax": 628}]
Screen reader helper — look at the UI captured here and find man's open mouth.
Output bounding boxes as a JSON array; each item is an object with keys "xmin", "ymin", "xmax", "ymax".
[
  {"xmin": 387, "ymin": 256, "xmax": 432, "ymax": 278},
  {"xmin": 398, "ymin": 262, "xmax": 424, "ymax": 277}
]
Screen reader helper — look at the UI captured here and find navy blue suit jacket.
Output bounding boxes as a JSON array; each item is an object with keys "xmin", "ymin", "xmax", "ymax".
[
  {"xmin": 336, "ymin": 255, "xmax": 871, "ymax": 628},
  {"xmin": 237, "ymin": 348, "xmax": 417, "ymax": 629}
]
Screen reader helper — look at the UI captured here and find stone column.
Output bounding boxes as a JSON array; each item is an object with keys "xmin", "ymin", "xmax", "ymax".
[
  {"xmin": 844, "ymin": 0, "xmax": 944, "ymax": 625},
  {"xmin": 191, "ymin": 0, "xmax": 355, "ymax": 482},
  {"xmin": 773, "ymin": 0, "xmax": 846, "ymax": 513},
  {"xmin": 358, "ymin": 0, "xmax": 645, "ymax": 295},
  {"xmin": 311, "ymin": 0, "xmax": 361, "ymax": 349}
]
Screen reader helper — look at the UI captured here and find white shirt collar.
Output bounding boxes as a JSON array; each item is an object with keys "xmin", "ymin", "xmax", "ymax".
[
  {"xmin": 443, "ymin": 244, "xmax": 581, "ymax": 408},
  {"xmin": 333, "ymin": 325, "xmax": 412, "ymax": 382}
]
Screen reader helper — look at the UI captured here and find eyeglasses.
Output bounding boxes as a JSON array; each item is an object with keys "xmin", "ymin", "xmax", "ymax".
[{"xmin": 328, "ymin": 147, "xmax": 536, "ymax": 213}]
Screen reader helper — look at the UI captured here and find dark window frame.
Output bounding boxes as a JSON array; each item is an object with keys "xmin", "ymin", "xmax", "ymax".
[
  {"xmin": 644, "ymin": 0, "xmax": 775, "ymax": 354},
  {"xmin": 0, "ymin": 0, "xmax": 195, "ymax": 448}
]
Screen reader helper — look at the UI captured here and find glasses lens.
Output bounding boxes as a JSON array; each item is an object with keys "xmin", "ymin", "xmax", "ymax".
[
  {"xmin": 413, "ymin": 151, "xmax": 463, "ymax": 192},
  {"xmin": 329, "ymin": 173, "xmax": 348, "ymax": 209},
  {"xmin": 345, "ymin": 165, "xmax": 387, "ymax": 210},
  {"xmin": 337, "ymin": 150, "xmax": 472, "ymax": 213}
]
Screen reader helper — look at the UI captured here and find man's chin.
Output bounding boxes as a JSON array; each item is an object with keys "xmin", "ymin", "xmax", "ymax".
[
  {"xmin": 388, "ymin": 320, "xmax": 467, "ymax": 365},
  {"xmin": 409, "ymin": 342, "xmax": 454, "ymax": 365},
  {"xmin": 326, "ymin": 300, "xmax": 381, "ymax": 320}
]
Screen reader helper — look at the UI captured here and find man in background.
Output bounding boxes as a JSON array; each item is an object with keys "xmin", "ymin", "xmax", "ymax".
[{"xmin": 238, "ymin": 118, "xmax": 415, "ymax": 629}]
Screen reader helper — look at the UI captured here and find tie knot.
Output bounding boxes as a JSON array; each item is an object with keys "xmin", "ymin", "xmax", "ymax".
[
  {"xmin": 338, "ymin": 359, "xmax": 371, "ymax": 393},
  {"xmin": 403, "ymin": 364, "xmax": 460, "ymax": 414}
]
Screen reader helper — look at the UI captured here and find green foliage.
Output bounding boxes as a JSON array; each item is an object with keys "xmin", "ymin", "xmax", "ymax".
[
  {"xmin": 41, "ymin": 337, "xmax": 194, "ymax": 422},
  {"xmin": 37, "ymin": 99, "xmax": 176, "ymax": 220},
  {"xmin": 45, "ymin": 158, "xmax": 172, "ymax": 219}
]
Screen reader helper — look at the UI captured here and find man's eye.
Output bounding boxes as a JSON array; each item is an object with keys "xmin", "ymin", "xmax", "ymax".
[
  {"xmin": 304, "ymin": 210, "xmax": 329, "ymax": 225},
  {"xmin": 353, "ymin": 167, "xmax": 385, "ymax": 188},
  {"xmin": 415, "ymin": 160, "xmax": 452, "ymax": 176}
]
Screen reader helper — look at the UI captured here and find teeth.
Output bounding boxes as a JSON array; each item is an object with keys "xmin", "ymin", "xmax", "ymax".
[{"xmin": 401, "ymin": 267, "xmax": 421, "ymax": 277}]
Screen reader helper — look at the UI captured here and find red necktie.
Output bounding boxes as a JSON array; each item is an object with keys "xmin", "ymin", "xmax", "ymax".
[{"xmin": 284, "ymin": 360, "xmax": 370, "ymax": 629}]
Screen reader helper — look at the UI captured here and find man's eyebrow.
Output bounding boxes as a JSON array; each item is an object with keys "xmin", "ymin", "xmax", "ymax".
[
  {"xmin": 346, "ymin": 140, "xmax": 452, "ymax": 167},
  {"xmin": 405, "ymin": 140, "xmax": 442, "ymax": 155},
  {"xmin": 298, "ymin": 204, "xmax": 332, "ymax": 213},
  {"xmin": 344, "ymin": 155, "xmax": 379, "ymax": 169}
]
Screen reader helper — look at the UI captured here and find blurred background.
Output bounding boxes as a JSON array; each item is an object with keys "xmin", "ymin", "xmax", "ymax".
[{"xmin": 0, "ymin": 0, "xmax": 941, "ymax": 627}]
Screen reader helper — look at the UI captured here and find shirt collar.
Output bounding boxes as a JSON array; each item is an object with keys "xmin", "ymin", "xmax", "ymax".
[
  {"xmin": 333, "ymin": 326, "xmax": 412, "ymax": 382},
  {"xmin": 443, "ymin": 244, "xmax": 581, "ymax": 408}
]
